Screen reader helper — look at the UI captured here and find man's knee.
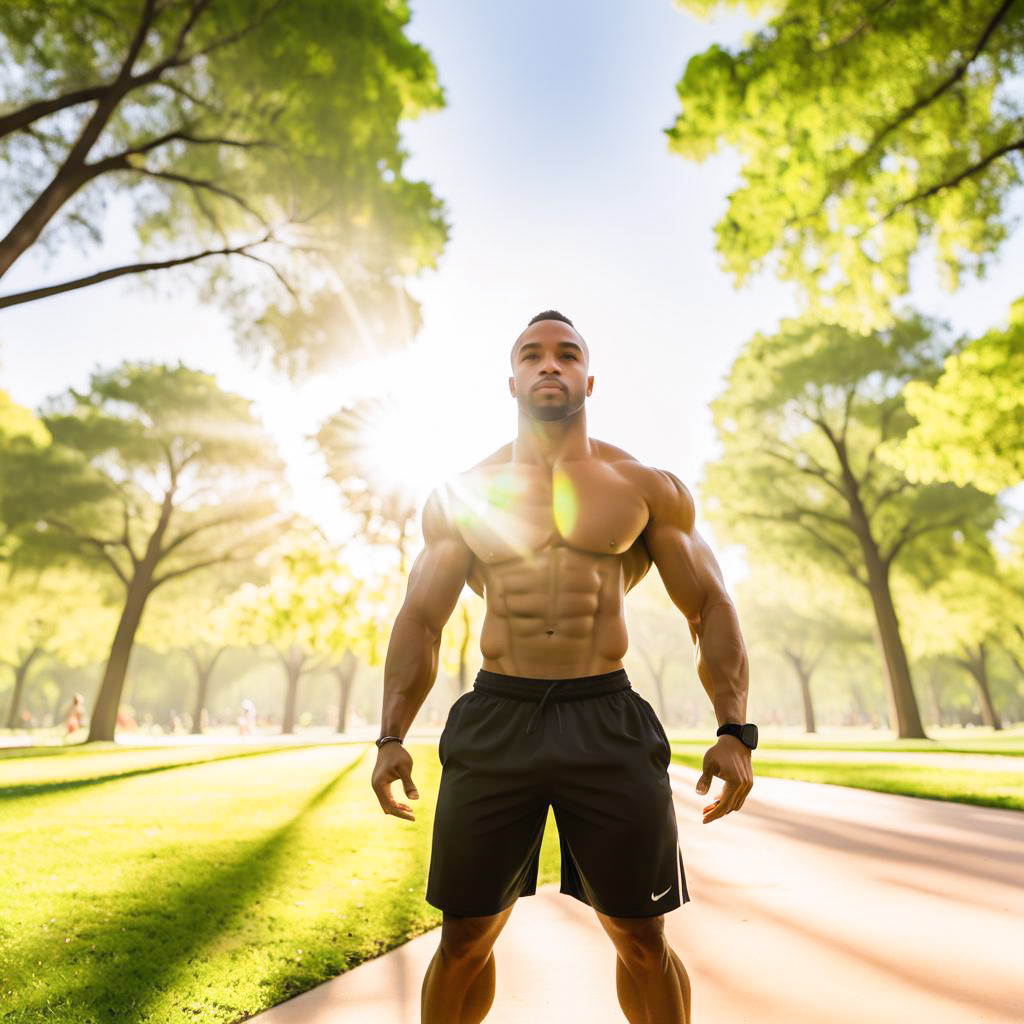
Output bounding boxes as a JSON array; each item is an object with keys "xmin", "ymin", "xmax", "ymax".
[
  {"xmin": 596, "ymin": 911, "xmax": 668, "ymax": 967},
  {"xmin": 440, "ymin": 905, "xmax": 515, "ymax": 964}
]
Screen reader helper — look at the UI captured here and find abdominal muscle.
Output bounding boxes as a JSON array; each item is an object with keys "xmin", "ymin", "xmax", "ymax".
[{"xmin": 477, "ymin": 545, "xmax": 630, "ymax": 679}]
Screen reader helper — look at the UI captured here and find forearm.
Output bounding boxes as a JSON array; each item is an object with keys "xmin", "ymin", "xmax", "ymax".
[
  {"xmin": 693, "ymin": 598, "xmax": 749, "ymax": 725},
  {"xmin": 379, "ymin": 611, "xmax": 441, "ymax": 740}
]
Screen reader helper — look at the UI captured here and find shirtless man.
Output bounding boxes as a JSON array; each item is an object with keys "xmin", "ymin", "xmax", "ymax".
[{"xmin": 371, "ymin": 310, "xmax": 755, "ymax": 1024}]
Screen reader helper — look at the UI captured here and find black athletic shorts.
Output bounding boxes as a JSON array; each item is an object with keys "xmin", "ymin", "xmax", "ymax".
[{"xmin": 425, "ymin": 667, "xmax": 689, "ymax": 918}]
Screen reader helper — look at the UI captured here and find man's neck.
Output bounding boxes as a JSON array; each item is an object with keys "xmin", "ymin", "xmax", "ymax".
[{"xmin": 512, "ymin": 410, "xmax": 592, "ymax": 467}]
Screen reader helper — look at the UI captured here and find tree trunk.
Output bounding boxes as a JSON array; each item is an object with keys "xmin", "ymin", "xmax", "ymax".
[
  {"xmin": 86, "ymin": 571, "xmax": 153, "ymax": 742},
  {"xmin": 833, "ymin": 434, "xmax": 927, "ymax": 739},
  {"xmin": 961, "ymin": 641, "xmax": 1002, "ymax": 731},
  {"xmin": 5, "ymin": 647, "xmax": 42, "ymax": 728},
  {"xmin": 281, "ymin": 646, "xmax": 306, "ymax": 735},
  {"xmin": 335, "ymin": 649, "xmax": 358, "ymax": 734},
  {"xmin": 782, "ymin": 649, "xmax": 816, "ymax": 733},
  {"xmin": 925, "ymin": 666, "xmax": 945, "ymax": 728},
  {"xmin": 86, "ymin": 488, "xmax": 174, "ymax": 743},
  {"xmin": 847, "ymin": 678, "xmax": 868, "ymax": 725},
  {"xmin": 189, "ymin": 647, "xmax": 225, "ymax": 735},
  {"xmin": 858, "ymin": 542, "xmax": 926, "ymax": 738}
]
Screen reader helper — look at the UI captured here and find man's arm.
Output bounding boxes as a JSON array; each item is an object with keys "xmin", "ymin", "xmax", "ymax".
[
  {"xmin": 380, "ymin": 484, "xmax": 474, "ymax": 741},
  {"xmin": 372, "ymin": 484, "xmax": 473, "ymax": 822},
  {"xmin": 642, "ymin": 467, "xmax": 752, "ymax": 822}
]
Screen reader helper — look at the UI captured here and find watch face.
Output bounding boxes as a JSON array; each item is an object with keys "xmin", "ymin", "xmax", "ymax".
[{"xmin": 741, "ymin": 723, "xmax": 758, "ymax": 749}]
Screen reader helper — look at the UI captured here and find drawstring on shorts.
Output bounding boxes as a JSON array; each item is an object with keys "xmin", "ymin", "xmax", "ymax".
[
  {"xmin": 472, "ymin": 667, "xmax": 629, "ymax": 737},
  {"xmin": 525, "ymin": 681, "xmax": 564, "ymax": 735}
]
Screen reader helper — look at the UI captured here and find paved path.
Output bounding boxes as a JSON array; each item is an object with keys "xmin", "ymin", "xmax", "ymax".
[{"xmin": 248, "ymin": 766, "xmax": 1024, "ymax": 1023}]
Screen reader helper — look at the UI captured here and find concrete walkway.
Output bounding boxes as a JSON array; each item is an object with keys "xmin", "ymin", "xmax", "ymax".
[{"xmin": 247, "ymin": 766, "xmax": 1024, "ymax": 1023}]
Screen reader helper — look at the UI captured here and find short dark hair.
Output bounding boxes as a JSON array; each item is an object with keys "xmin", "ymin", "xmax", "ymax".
[
  {"xmin": 527, "ymin": 309, "xmax": 575, "ymax": 328},
  {"xmin": 511, "ymin": 310, "xmax": 588, "ymax": 369}
]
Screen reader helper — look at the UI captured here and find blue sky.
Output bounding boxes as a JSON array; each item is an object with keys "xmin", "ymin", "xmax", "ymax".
[{"xmin": 2, "ymin": 0, "xmax": 1022, "ymax": 582}]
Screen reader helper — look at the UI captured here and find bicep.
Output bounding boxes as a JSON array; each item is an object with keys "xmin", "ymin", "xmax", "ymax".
[
  {"xmin": 645, "ymin": 521, "xmax": 729, "ymax": 624},
  {"xmin": 400, "ymin": 488, "xmax": 474, "ymax": 637},
  {"xmin": 642, "ymin": 471, "xmax": 730, "ymax": 625}
]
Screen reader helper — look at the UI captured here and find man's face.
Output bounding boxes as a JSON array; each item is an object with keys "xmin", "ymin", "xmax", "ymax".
[{"xmin": 509, "ymin": 321, "xmax": 593, "ymax": 422}]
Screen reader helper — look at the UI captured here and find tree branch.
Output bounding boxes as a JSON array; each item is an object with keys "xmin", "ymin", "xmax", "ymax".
[
  {"xmin": 0, "ymin": 232, "xmax": 274, "ymax": 308},
  {"xmin": 877, "ymin": 136, "xmax": 1024, "ymax": 224},
  {"xmin": 127, "ymin": 167, "xmax": 272, "ymax": 229},
  {"xmin": 158, "ymin": 512, "xmax": 248, "ymax": 559},
  {"xmin": 44, "ymin": 519, "xmax": 130, "ymax": 586},
  {"xmin": 832, "ymin": 0, "xmax": 1018, "ymax": 186},
  {"xmin": 150, "ymin": 553, "xmax": 235, "ymax": 590},
  {"xmin": 0, "ymin": 84, "xmax": 112, "ymax": 142},
  {"xmin": 883, "ymin": 515, "xmax": 970, "ymax": 567}
]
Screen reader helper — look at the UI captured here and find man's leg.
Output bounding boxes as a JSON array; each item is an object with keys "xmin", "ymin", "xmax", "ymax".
[
  {"xmin": 421, "ymin": 905, "xmax": 516, "ymax": 1024},
  {"xmin": 594, "ymin": 910, "xmax": 691, "ymax": 1024}
]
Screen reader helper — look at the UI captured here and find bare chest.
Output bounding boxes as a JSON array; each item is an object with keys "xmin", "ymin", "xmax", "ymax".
[{"xmin": 448, "ymin": 461, "xmax": 650, "ymax": 566}]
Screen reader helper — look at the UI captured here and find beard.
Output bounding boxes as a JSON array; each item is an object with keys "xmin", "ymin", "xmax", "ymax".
[{"xmin": 519, "ymin": 389, "xmax": 577, "ymax": 421}]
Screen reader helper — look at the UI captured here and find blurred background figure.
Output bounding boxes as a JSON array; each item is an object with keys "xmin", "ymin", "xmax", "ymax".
[
  {"xmin": 65, "ymin": 692, "xmax": 85, "ymax": 736},
  {"xmin": 238, "ymin": 699, "xmax": 256, "ymax": 736}
]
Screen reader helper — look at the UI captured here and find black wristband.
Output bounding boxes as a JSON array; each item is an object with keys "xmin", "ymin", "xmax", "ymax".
[{"xmin": 375, "ymin": 735, "xmax": 403, "ymax": 749}]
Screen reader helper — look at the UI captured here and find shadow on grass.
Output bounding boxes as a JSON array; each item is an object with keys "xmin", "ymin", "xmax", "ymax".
[
  {"xmin": 241, "ymin": 768, "xmax": 441, "ymax": 1015},
  {"xmin": 0, "ymin": 744, "xmax": 341, "ymax": 800},
  {"xmin": 9, "ymin": 747, "xmax": 369, "ymax": 1023}
]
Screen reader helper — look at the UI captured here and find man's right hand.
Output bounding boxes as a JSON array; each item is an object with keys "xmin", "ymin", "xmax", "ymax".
[{"xmin": 371, "ymin": 742, "xmax": 420, "ymax": 821}]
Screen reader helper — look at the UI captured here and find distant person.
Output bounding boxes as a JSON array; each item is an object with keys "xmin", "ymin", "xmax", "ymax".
[
  {"xmin": 371, "ymin": 311, "xmax": 755, "ymax": 1023},
  {"xmin": 65, "ymin": 693, "xmax": 86, "ymax": 736},
  {"xmin": 169, "ymin": 709, "xmax": 182, "ymax": 734},
  {"xmin": 238, "ymin": 699, "xmax": 256, "ymax": 736},
  {"xmin": 116, "ymin": 708, "xmax": 138, "ymax": 731}
]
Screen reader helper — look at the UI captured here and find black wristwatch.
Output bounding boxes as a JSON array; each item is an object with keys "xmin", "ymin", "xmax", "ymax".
[{"xmin": 716, "ymin": 723, "xmax": 758, "ymax": 750}]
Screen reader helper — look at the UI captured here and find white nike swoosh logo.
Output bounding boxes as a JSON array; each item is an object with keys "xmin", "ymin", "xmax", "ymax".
[{"xmin": 651, "ymin": 885, "xmax": 671, "ymax": 901}]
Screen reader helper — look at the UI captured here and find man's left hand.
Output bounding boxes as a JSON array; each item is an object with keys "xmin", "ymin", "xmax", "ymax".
[{"xmin": 695, "ymin": 736, "xmax": 753, "ymax": 824}]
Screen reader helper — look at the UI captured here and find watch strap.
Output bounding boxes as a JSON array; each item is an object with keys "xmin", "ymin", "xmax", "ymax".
[{"xmin": 716, "ymin": 722, "xmax": 758, "ymax": 750}]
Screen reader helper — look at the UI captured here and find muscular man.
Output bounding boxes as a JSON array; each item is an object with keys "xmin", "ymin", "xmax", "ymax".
[{"xmin": 371, "ymin": 310, "xmax": 755, "ymax": 1024}]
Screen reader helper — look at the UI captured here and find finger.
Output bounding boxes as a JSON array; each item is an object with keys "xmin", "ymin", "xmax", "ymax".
[
  {"xmin": 695, "ymin": 770, "xmax": 713, "ymax": 795},
  {"xmin": 372, "ymin": 777, "xmax": 416, "ymax": 820},
  {"xmin": 400, "ymin": 772, "xmax": 419, "ymax": 800},
  {"xmin": 704, "ymin": 780, "xmax": 740, "ymax": 823},
  {"xmin": 734, "ymin": 778, "xmax": 754, "ymax": 811}
]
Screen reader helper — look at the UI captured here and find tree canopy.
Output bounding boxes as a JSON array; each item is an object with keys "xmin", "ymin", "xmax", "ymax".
[
  {"xmin": 881, "ymin": 297, "xmax": 1024, "ymax": 494},
  {"xmin": 669, "ymin": 0, "xmax": 1024, "ymax": 331},
  {"xmin": 3, "ymin": 360, "xmax": 290, "ymax": 740},
  {"xmin": 701, "ymin": 310, "xmax": 1001, "ymax": 736},
  {"xmin": 0, "ymin": 0, "xmax": 448, "ymax": 374}
]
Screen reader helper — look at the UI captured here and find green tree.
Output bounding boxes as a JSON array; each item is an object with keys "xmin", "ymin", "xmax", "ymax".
[
  {"xmin": 881, "ymin": 298, "xmax": 1024, "ymax": 494},
  {"xmin": 0, "ymin": 387, "xmax": 50, "ymax": 558},
  {"xmin": 0, "ymin": 566, "xmax": 113, "ymax": 728},
  {"xmin": 4, "ymin": 361, "xmax": 289, "ymax": 741},
  {"xmin": 137, "ymin": 579, "xmax": 245, "ymax": 734},
  {"xmin": 226, "ymin": 531, "xmax": 387, "ymax": 733},
  {"xmin": 702, "ymin": 312, "xmax": 1000, "ymax": 738},
  {"xmin": 669, "ymin": 1, "xmax": 1024, "ymax": 494},
  {"xmin": 734, "ymin": 567, "xmax": 872, "ymax": 733},
  {"xmin": 669, "ymin": 0, "xmax": 1024, "ymax": 331},
  {"xmin": 0, "ymin": 0, "xmax": 448, "ymax": 374}
]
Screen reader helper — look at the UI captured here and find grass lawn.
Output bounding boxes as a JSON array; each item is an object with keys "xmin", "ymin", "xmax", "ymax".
[
  {"xmin": 669, "ymin": 749, "xmax": 1024, "ymax": 811},
  {"xmin": 0, "ymin": 742, "xmax": 566, "ymax": 1023},
  {"xmin": 3, "ymin": 734, "xmax": 1019, "ymax": 1022}
]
